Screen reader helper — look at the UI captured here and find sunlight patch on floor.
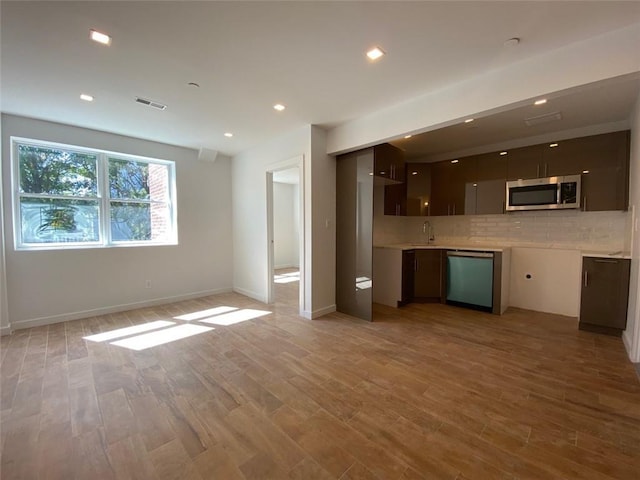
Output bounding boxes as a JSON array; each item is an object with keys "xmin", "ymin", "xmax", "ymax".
[
  {"xmin": 82, "ymin": 305, "xmax": 272, "ymax": 351},
  {"xmin": 174, "ymin": 306, "xmax": 238, "ymax": 321},
  {"xmin": 110, "ymin": 324, "xmax": 214, "ymax": 351},
  {"xmin": 83, "ymin": 320, "xmax": 175, "ymax": 343},
  {"xmin": 274, "ymin": 271, "xmax": 300, "ymax": 284},
  {"xmin": 196, "ymin": 308, "xmax": 272, "ymax": 326}
]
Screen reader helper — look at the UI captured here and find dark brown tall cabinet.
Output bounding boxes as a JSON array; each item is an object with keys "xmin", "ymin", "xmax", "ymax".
[{"xmin": 579, "ymin": 256, "xmax": 631, "ymax": 336}]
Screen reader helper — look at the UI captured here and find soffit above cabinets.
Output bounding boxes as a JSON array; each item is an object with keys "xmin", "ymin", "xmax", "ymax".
[{"xmin": 391, "ymin": 73, "xmax": 640, "ymax": 162}]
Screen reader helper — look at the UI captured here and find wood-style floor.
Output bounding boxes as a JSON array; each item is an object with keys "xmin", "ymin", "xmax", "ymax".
[{"xmin": 2, "ymin": 273, "xmax": 640, "ymax": 479}]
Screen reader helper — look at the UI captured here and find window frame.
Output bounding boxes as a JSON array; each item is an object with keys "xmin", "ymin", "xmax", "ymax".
[{"xmin": 11, "ymin": 136, "xmax": 178, "ymax": 251}]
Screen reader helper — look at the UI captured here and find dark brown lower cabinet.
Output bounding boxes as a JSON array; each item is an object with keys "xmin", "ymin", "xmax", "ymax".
[
  {"xmin": 401, "ymin": 250, "xmax": 415, "ymax": 305},
  {"xmin": 579, "ymin": 257, "xmax": 630, "ymax": 336},
  {"xmin": 400, "ymin": 249, "xmax": 444, "ymax": 305},
  {"xmin": 413, "ymin": 249, "xmax": 444, "ymax": 302}
]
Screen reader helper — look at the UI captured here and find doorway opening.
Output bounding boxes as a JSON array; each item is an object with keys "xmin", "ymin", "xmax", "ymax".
[{"xmin": 266, "ymin": 159, "xmax": 304, "ymax": 315}]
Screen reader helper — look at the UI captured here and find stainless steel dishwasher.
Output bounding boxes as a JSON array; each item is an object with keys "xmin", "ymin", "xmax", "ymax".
[{"xmin": 446, "ymin": 250, "xmax": 494, "ymax": 312}]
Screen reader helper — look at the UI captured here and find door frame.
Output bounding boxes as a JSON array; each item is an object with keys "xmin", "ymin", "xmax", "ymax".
[{"xmin": 266, "ymin": 156, "xmax": 305, "ymax": 315}]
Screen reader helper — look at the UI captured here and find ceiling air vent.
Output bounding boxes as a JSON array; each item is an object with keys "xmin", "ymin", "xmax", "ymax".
[
  {"xmin": 135, "ymin": 97, "xmax": 167, "ymax": 110},
  {"xmin": 524, "ymin": 111, "xmax": 562, "ymax": 127}
]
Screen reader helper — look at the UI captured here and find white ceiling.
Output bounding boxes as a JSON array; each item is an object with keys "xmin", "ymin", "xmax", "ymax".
[{"xmin": 2, "ymin": 1, "xmax": 640, "ymax": 157}]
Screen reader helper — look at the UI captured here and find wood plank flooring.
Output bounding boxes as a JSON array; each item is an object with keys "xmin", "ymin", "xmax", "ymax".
[{"xmin": 2, "ymin": 277, "xmax": 640, "ymax": 479}]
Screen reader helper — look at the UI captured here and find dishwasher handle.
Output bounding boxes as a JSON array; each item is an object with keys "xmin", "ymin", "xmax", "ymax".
[{"xmin": 446, "ymin": 251, "xmax": 494, "ymax": 259}]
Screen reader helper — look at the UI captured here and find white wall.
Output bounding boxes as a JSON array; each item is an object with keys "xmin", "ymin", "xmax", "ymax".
[
  {"xmin": 233, "ymin": 126, "xmax": 311, "ymax": 309},
  {"xmin": 0, "ymin": 122, "xmax": 8, "ymax": 334},
  {"xmin": 309, "ymin": 126, "xmax": 336, "ymax": 316},
  {"xmin": 624, "ymin": 93, "xmax": 640, "ymax": 362},
  {"xmin": 327, "ymin": 23, "xmax": 640, "ymax": 154},
  {"xmin": 509, "ymin": 247, "xmax": 582, "ymax": 317},
  {"xmin": 1, "ymin": 114, "xmax": 233, "ymax": 330},
  {"xmin": 273, "ymin": 182, "xmax": 299, "ymax": 269},
  {"xmin": 232, "ymin": 125, "xmax": 335, "ymax": 318}
]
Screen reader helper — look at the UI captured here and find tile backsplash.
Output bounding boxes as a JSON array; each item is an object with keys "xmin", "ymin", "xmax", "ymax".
[{"xmin": 374, "ymin": 210, "xmax": 631, "ymax": 252}]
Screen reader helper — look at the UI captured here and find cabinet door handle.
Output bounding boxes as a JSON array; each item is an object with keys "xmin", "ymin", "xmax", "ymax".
[
  {"xmin": 583, "ymin": 271, "xmax": 588, "ymax": 287},
  {"xmin": 583, "ymin": 196, "xmax": 587, "ymax": 211},
  {"xmin": 544, "ymin": 163, "xmax": 548, "ymax": 177},
  {"xmin": 594, "ymin": 259, "xmax": 619, "ymax": 264},
  {"xmin": 536, "ymin": 164, "xmax": 540, "ymax": 178},
  {"xmin": 453, "ymin": 203, "xmax": 456, "ymax": 215},
  {"xmin": 414, "ymin": 258, "xmax": 418, "ymax": 272}
]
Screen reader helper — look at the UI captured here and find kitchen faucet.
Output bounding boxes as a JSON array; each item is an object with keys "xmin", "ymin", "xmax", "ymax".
[{"xmin": 422, "ymin": 220, "xmax": 435, "ymax": 244}]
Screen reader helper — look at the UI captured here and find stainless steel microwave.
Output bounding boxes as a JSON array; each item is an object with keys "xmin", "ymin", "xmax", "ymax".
[{"xmin": 506, "ymin": 175, "xmax": 581, "ymax": 211}]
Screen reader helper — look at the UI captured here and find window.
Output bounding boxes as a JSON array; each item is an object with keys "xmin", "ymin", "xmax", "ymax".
[{"xmin": 12, "ymin": 138, "xmax": 177, "ymax": 249}]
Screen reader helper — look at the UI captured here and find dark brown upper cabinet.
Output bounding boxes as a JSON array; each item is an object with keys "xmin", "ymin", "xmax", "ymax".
[
  {"xmin": 467, "ymin": 151, "xmax": 508, "ymax": 215},
  {"xmin": 542, "ymin": 131, "xmax": 630, "ymax": 211},
  {"xmin": 430, "ymin": 156, "xmax": 477, "ymax": 216},
  {"xmin": 406, "ymin": 163, "xmax": 432, "ymax": 216},
  {"xmin": 374, "ymin": 143, "xmax": 405, "ymax": 182},
  {"xmin": 374, "ymin": 143, "xmax": 406, "ymax": 216},
  {"xmin": 505, "ymin": 144, "xmax": 545, "ymax": 180}
]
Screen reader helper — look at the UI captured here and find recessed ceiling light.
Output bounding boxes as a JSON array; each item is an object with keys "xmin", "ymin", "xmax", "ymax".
[
  {"xmin": 404, "ymin": 135, "xmax": 412, "ymax": 139},
  {"xmin": 224, "ymin": 132, "xmax": 233, "ymax": 138},
  {"xmin": 583, "ymin": 170, "xmax": 590, "ymax": 174},
  {"xmin": 464, "ymin": 118, "xmax": 474, "ymax": 123},
  {"xmin": 549, "ymin": 143, "xmax": 559, "ymax": 148},
  {"xmin": 412, "ymin": 171, "xmax": 418, "ymax": 175},
  {"xmin": 369, "ymin": 172, "xmax": 373, "ymax": 176},
  {"xmin": 451, "ymin": 159, "xmax": 459, "ymax": 164},
  {"xmin": 366, "ymin": 47, "xmax": 385, "ymax": 61},
  {"xmin": 90, "ymin": 29, "xmax": 111, "ymax": 46},
  {"xmin": 80, "ymin": 94, "xmax": 94, "ymax": 102},
  {"xmin": 534, "ymin": 99, "xmax": 547, "ymax": 106},
  {"xmin": 500, "ymin": 151, "xmax": 508, "ymax": 156},
  {"xmin": 273, "ymin": 104, "xmax": 286, "ymax": 112}
]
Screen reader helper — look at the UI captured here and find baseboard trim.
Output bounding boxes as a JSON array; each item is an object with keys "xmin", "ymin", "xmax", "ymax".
[
  {"xmin": 0, "ymin": 325, "xmax": 12, "ymax": 336},
  {"xmin": 9, "ymin": 288, "xmax": 233, "ymax": 331},
  {"xmin": 232, "ymin": 287, "xmax": 268, "ymax": 304},
  {"xmin": 622, "ymin": 329, "xmax": 638, "ymax": 362},
  {"xmin": 311, "ymin": 304, "xmax": 337, "ymax": 319}
]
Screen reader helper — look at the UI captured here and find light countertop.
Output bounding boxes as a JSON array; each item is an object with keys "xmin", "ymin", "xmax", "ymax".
[
  {"xmin": 374, "ymin": 244, "xmax": 631, "ymax": 258},
  {"xmin": 581, "ymin": 250, "xmax": 631, "ymax": 259},
  {"xmin": 375, "ymin": 243, "xmax": 506, "ymax": 252}
]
